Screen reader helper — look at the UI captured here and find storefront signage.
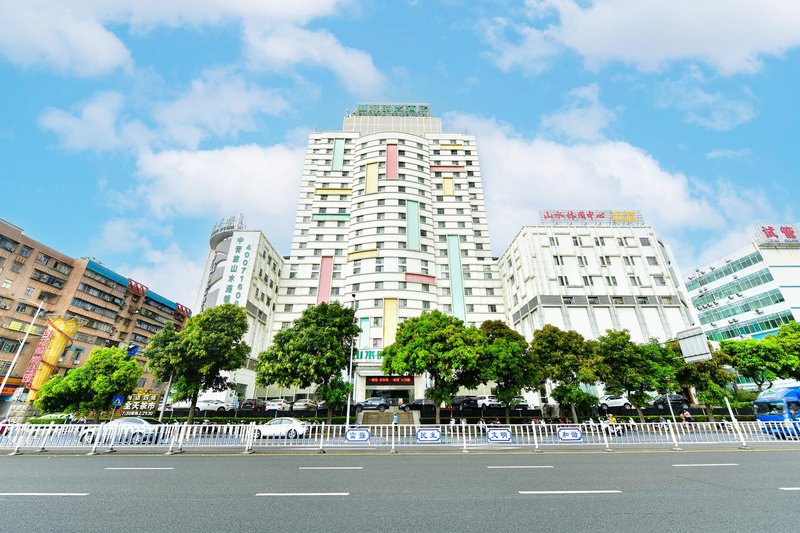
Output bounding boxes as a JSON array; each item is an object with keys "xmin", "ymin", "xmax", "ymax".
[
  {"xmin": 354, "ymin": 349, "xmax": 382, "ymax": 361},
  {"xmin": 352, "ymin": 103, "xmax": 430, "ymax": 117},
  {"xmin": 122, "ymin": 390, "xmax": 162, "ymax": 417},
  {"xmin": 539, "ymin": 209, "xmax": 643, "ymax": 226},
  {"xmin": 366, "ymin": 376, "xmax": 414, "ymax": 386}
]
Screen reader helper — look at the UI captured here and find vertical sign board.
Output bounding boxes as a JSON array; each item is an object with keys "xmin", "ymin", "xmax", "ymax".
[
  {"xmin": 220, "ymin": 231, "xmax": 259, "ymax": 306},
  {"xmin": 676, "ymin": 327, "xmax": 712, "ymax": 363}
]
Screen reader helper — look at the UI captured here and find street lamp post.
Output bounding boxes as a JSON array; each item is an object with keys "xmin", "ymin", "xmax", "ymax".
[
  {"xmin": 0, "ymin": 299, "xmax": 47, "ymax": 404},
  {"xmin": 345, "ymin": 294, "xmax": 356, "ymax": 429}
]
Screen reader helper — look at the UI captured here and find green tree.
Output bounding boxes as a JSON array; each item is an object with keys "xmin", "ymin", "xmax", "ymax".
[
  {"xmin": 598, "ymin": 331, "xmax": 675, "ymax": 423},
  {"xmin": 146, "ymin": 303, "xmax": 250, "ymax": 424},
  {"xmin": 673, "ymin": 348, "xmax": 735, "ymax": 422},
  {"xmin": 35, "ymin": 347, "xmax": 142, "ymax": 422},
  {"xmin": 777, "ymin": 321, "xmax": 800, "ymax": 378},
  {"xmin": 256, "ymin": 302, "xmax": 359, "ymax": 424},
  {"xmin": 382, "ymin": 310, "xmax": 486, "ymax": 424},
  {"xmin": 480, "ymin": 320, "xmax": 539, "ymax": 424},
  {"xmin": 530, "ymin": 325, "xmax": 600, "ymax": 423},
  {"xmin": 721, "ymin": 335, "xmax": 796, "ymax": 392}
]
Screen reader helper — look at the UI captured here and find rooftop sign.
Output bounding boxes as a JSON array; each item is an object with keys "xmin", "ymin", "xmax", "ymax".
[
  {"xmin": 539, "ymin": 209, "xmax": 644, "ymax": 226},
  {"xmin": 351, "ymin": 103, "xmax": 430, "ymax": 117},
  {"xmin": 754, "ymin": 224, "xmax": 800, "ymax": 248}
]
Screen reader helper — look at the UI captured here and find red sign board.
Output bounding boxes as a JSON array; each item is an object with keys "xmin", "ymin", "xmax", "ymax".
[{"xmin": 366, "ymin": 376, "xmax": 414, "ymax": 386}]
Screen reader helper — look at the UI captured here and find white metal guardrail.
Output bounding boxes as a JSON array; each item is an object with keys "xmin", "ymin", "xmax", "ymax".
[{"xmin": 1, "ymin": 421, "xmax": 798, "ymax": 455}]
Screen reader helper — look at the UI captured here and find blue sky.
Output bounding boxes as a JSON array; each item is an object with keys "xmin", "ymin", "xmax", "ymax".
[{"xmin": 1, "ymin": 1, "xmax": 798, "ymax": 310}]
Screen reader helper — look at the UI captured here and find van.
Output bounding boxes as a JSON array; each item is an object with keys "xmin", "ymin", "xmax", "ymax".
[{"xmin": 753, "ymin": 387, "xmax": 800, "ymax": 439}]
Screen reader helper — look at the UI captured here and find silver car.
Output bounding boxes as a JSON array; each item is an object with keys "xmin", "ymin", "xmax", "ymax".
[
  {"xmin": 254, "ymin": 417, "xmax": 307, "ymax": 439},
  {"xmin": 79, "ymin": 417, "xmax": 164, "ymax": 445}
]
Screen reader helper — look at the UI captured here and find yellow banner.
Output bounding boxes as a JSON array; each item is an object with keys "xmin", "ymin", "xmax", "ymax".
[{"xmin": 25, "ymin": 316, "xmax": 81, "ymax": 402}]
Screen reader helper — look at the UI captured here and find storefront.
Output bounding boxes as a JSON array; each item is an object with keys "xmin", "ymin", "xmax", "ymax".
[{"xmin": 354, "ymin": 371, "xmax": 426, "ymax": 405}]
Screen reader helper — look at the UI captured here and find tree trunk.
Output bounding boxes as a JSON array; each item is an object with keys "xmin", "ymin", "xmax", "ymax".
[
  {"xmin": 504, "ymin": 406, "xmax": 512, "ymax": 425},
  {"xmin": 186, "ymin": 390, "xmax": 199, "ymax": 425},
  {"xmin": 326, "ymin": 404, "xmax": 333, "ymax": 425},
  {"xmin": 705, "ymin": 403, "xmax": 715, "ymax": 422},
  {"xmin": 435, "ymin": 404, "xmax": 441, "ymax": 425},
  {"xmin": 570, "ymin": 402, "xmax": 578, "ymax": 424},
  {"xmin": 634, "ymin": 404, "xmax": 645, "ymax": 424},
  {"xmin": 93, "ymin": 412, "xmax": 100, "ymax": 424}
]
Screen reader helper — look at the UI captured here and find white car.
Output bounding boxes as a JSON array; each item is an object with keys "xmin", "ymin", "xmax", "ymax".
[
  {"xmin": 599, "ymin": 395, "xmax": 632, "ymax": 409},
  {"xmin": 265, "ymin": 398, "xmax": 289, "ymax": 411},
  {"xmin": 254, "ymin": 417, "xmax": 307, "ymax": 439},
  {"xmin": 475, "ymin": 395, "xmax": 501, "ymax": 408},
  {"xmin": 196, "ymin": 399, "xmax": 233, "ymax": 412},
  {"xmin": 291, "ymin": 399, "xmax": 317, "ymax": 410}
]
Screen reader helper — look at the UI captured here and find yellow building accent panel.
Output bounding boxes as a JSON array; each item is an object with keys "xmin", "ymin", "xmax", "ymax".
[
  {"xmin": 442, "ymin": 177, "xmax": 454, "ymax": 196},
  {"xmin": 347, "ymin": 249, "xmax": 378, "ymax": 261},
  {"xmin": 383, "ymin": 298, "xmax": 398, "ymax": 346},
  {"xmin": 366, "ymin": 162, "xmax": 378, "ymax": 194},
  {"xmin": 315, "ymin": 188, "xmax": 352, "ymax": 195}
]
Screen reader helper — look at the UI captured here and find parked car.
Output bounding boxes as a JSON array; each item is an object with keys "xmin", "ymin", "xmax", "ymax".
[
  {"xmin": 240, "ymin": 399, "xmax": 266, "ymax": 410},
  {"xmin": 265, "ymin": 398, "xmax": 290, "ymax": 411},
  {"xmin": 475, "ymin": 395, "xmax": 502, "ymax": 408},
  {"xmin": 254, "ymin": 417, "xmax": 307, "ymax": 439},
  {"xmin": 650, "ymin": 394, "xmax": 690, "ymax": 410},
  {"xmin": 400, "ymin": 399, "xmax": 436, "ymax": 412},
  {"xmin": 599, "ymin": 395, "xmax": 632, "ymax": 410},
  {"xmin": 196, "ymin": 399, "xmax": 233, "ymax": 412},
  {"xmin": 451, "ymin": 396, "xmax": 479, "ymax": 410},
  {"xmin": 507, "ymin": 396, "xmax": 530, "ymax": 410},
  {"xmin": 355, "ymin": 397, "xmax": 389, "ymax": 412},
  {"xmin": 291, "ymin": 399, "xmax": 317, "ymax": 411},
  {"xmin": 79, "ymin": 417, "xmax": 164, "ymax": 445}
]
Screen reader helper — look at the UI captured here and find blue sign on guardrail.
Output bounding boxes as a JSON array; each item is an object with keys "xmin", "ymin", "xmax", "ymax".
[
  {"xmin": 416, "ymin": 428, "xmax": 442, "ymax": 443},
  {"xmin": 486, "ymin": 428, "xmax": 513, "ymax": 442},
  {"xmin": 344, "ymin": 428, "xmax": 370, "ymax": 443},
  {"xmin": 557, "ymin": 428, "xmax": 583, "ymax": 442},
  {"xmin": 111, "ymin": 395, "xmax": 125, "ymax": 407}
]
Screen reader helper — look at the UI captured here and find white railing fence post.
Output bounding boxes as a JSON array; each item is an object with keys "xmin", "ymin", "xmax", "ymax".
[
  {"xmin": 242, "ymin": 422, "xmax": 255, "ymax": 454},
  {"xmin": 666, "ymin": 420, "xmax": 682, "ymax": 451},
  {"xmin": 165, "ymin": 423, "xmax": 182, "ymax": 455},
  {"xmin": 601, "ymin": 423, "xmax": 613, "ymax": 452},
  {"xmin": 87, "ymin": 424, "xmax": 104, "ymax": 456},
  {"xmin": 318, "ymin": 422, "xmax": 326, "ymax": 454},
  {"xmin": 725, "ymin": 397, "xmax": 749, "ymax": 450},
  {"xmin": 8, "ymin": 424, "xmax": 25, "ymax": 456},
  {"xmin": 461, "ymin": 423, "xmax": 469, "ymax": 454},
  {"xmin": 36, "ymin": 423, "xmax": 54, "ymax": 453}
]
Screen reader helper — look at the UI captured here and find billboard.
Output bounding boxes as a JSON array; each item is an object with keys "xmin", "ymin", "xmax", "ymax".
[
  {"xmin": 753, "ymin": 224, "xmax": 800, "ymax": 248},
  {"xmin": 23, "ymin": 316, "xmax": 82, "ymax": 401},
  {"xmin": 539, "ymin": 209, "xmax": 644, "ymax": 226},
  {"xmin": 676, "ymin": 327, "xmax": 712, "ymax": 363},
  {"xmin": 122, "ymin": 390, "xmax": 162, "ymax": 417},
  {"xmin": 218, "ymin": 231, "xmax": 260, "ymax": 306}
]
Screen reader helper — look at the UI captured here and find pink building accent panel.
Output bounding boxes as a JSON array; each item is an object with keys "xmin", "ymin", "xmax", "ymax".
[{"xmin": 317, "ymin": 256, "xmax": 334, "ymax": 304}]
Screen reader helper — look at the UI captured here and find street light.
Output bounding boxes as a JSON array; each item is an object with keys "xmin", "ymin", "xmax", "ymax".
[
  {"xmin": 344, "ymin": 293, "xmax": 356, "ymax": 429},
  {"xmin": 0, "ymin": 299, "xmax": 48, "ymax": 403}
]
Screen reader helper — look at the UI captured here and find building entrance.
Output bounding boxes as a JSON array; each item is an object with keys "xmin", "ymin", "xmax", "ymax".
[{"xmin": 364, "ymin": 387, "xmax": 414, "ymax": 407}]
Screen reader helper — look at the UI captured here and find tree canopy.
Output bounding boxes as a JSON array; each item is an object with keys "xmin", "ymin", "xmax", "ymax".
[
  {"xmin": 382, "ymin": 310, "xmax": 485, "ymax": 423},
  {"xmin": 35, "ymin": 347, "xmax": 142, "ymax": 422},
  {"xmin": 673, "ymin": 348, "xmax": 735, "ymax": 422},
  {"xmin": 256, "ymin": 302, "xmax": 359, "ymax": 423},
  {"xmin": 146, "ymin": 303, "xmax": 250, "ymax": 423},
  {"xmin": 480, "ymin": 320, "xmax": 539, "ymax": 423},
  {"xmin": 721, "ymin": 335, "xmax": 795, "ymax": 392}
]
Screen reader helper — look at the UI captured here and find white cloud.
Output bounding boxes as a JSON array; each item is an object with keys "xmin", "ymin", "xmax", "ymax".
[
  {"xmin": 92, "ymin": 218, "xmax": 154, "ymax": 254},
  {"xmin": 443, "ymin": 112, "xmax": 725, "ymax": 254},
  {"xmin": 0, "ymin": 1, "xmax": 132, "ymax": 76},
  {"xmin": 706, "ymin": 148, "xmax": 751, "ymax": 160},
  {"xmin": 153, "ymin": 69, "xmax": 289, "ymax": 149},
  {"xmin": 656, "ymin": 68, "xmax": 756, "ymax": 131},
  {"xmin": 135, "ymin": 144, "xmax": 305, "ymax": 251},
  {"xmin": 479, "ymin": 17, "xmax": 559, "ymax": 76},
  {"xmin": 244, "ymin": 25, "xmax": 385, "ymax": 96},
  {"xmin": 483, "ymin": 1, "xmax": 800, "ymax": 76},
  {"xmin": 540, "ymin": 84, "xmax": 616, "ymax": 142},
  {"xmin": 39, "ymin": 92, "xmax": 151, "ymax": 151}
]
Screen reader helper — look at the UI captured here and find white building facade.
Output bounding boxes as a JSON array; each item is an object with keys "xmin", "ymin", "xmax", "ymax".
[
  {"xmin": 272, "ymin": 103, "xmax": 506, "ymax": 403},
  {"xmin": 685, "ymin": 224, "xmax": 800, "ymax": 390},
  {"xmin": 195, "ymin": 216, "xmax": 284, "ymax": 401}
]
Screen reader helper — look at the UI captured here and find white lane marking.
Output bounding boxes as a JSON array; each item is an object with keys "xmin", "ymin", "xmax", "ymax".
[
  {"xmin": 256, "ymin": 492, "xmax": 350, "ymax": 497},
  {"xmin": 298, "ymin": 467, "xmax": 363, "ymax": 470},
  {"xmin": 519, "ymin": 490, "xmax": 621, "ymax": 495},
  {"xmin": 0, "ymin": 493, "xmax": 89, "ymax": 497},
  {"xmin": 779, "ymin": 487, "xmax": 800, "ymax": 491},
  {"xmin": 105, "ymin": 467, "xmax": 174, "ymax": 470},
  {"xmin": 488, "ymin": 466, "xmax": 554, "ymax": 469},
  {"xmin": 672, "ymin": 463, "xmax": 739, "ymax": 468}
]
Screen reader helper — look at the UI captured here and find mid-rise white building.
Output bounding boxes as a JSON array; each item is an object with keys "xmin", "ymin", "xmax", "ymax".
[
  {"xmin": 500, "ymin": 211, "xmax": 695, "ymax": 342},
  {"xmin": 273, "ymin": 103, "xmax": 506, "ymax": 403},
  {"xmin": 686, "ymin": 224, "xmax": 800, "ymax": 341},
  {"xmin": 195, "ymin": 216, "xmax": 284, "ymax": 401}
]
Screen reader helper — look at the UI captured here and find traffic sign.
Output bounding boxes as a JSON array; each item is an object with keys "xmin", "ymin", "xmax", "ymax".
[
  {"xmin": 557, "ymin": 427, "xmax": 583, "ymax": 442},
  {"xmin": 416, "ymin": 428, "xmax": 442, "ymax": 443},
  {"xmin": 111, "ymin": 395, "xmax": 125, "ymax": 407},
  {"xmin": 486, "ymin": 428, "xmax": 513, "ymax": 443},
  {"xmin": 344, "ymin": 428, "xmax": 370, "ymax": 443}
]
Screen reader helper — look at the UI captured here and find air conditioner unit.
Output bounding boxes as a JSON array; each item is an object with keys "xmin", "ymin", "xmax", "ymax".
[
  {"xmin": 709, "ymin": 266, "xmax": 715, "ymax": 270},
  {"xmin": 733, "ymin": 275, "xmax": 738, "ymax": 279},
  {"xmin": 699, "ymin": 270, "xmax": 706, "ymax": 274},
  {"xmin": 755, "ymin": 309, "xmax": 764, "ymax": 315},
  {"xmin": 736, "ymin": 292, "xmax": 743, "ymax": 297},
  {"xmin": 0, "ymin": 304, "xmax": 8, "ymax": 310},
  {"xmin": 728, "ymin": 295, "xmax": 734, "ymax": 300},
  {"xmin": 710, "ymin": 322, "xmax": 717, "ymax": 327},
  {"xmin": 732, "ymin": 318, "xmax": 739, "ymax": 323},
  {"xmin": 688, "ymin": 274, "xmax": 695, "ymax": 280},
  {"xmin": 725, "ymin": 258, "xmax": 732, "ymax": 263}
]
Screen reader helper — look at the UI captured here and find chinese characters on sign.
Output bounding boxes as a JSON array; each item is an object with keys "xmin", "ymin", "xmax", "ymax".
[
  {"xmin": 122, "ymin": 390, "xmax": 162, "ymax": 417},
  {"xmin": 539, "ymin": 209, "xmax": 643, "ymax": 226},
  {"xmin": 365, "ymin": 376, "xmax": 414, "ymax": 385},
  {"xmin": 756, "ymin": 224, "xmax": 800, "ymax": 247},
  {"xmin": 354, "ymin": 349, "xmax": 383, "ymax": 361},
  {"xmin": 352, "ymin": 103, "xmax": 430, "ymax": 117},
  {"xmin": 221, "ymin": 232, "xmax": 258, "ymax": 306},
  {"xmin": 21, "ymin": 330, "xmax": 54, "ymax": 388}
]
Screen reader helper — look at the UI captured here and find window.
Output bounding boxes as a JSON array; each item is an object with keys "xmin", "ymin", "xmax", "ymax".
[
  {"xmin": 488, "ymin": 304, "xmax": 497, "ymax": 313},
  {"xmin": 647, "ymin": 256, "xmax": 658, "ymax": 266},
  {"xmin": 557, "ymin": 276, "xmax": 569, "ymax": 286},
  {"xmin": 549, "ymin": 237, "xmax": 559, "ymax": 246},
  {"xmin": 553, "ymin": 256, "xmax": 564, "ymax": 266},
  {"xmin": 605, "ymin": 276, "xmax": 618, "ymax": 286},
  {"xmin": 594, "ymin": 237, "xmax": 605, "ymax": 246},
  {"xmin": 637, "ymin": 297, "xmax": 649, "ymax": 304},
  {"xmin": 466, "ymin": 304, "xmax": 475, "ymax": 312},
  {"xmin": 583, "ymin": 276, "xmax": 594, "ymax": 286},
  {"xmin": 623, "ymin": 256, "xmax": 631, "ymax": 266},
  {"xmin": 399, "ymin": 299, "xmax": 408, "ymax": 308},
  {"xmin": 287, "ymin": 288, "xmax": 296, "ymax": 295},
  {"xmin": 629, "ymin": 276, "xmax": 640, "ymax": 286},
  {"xmin": 653, "ymin": 275, "xmax": 666, "ymax": 286},
  {"xmin": 421, "ymin": 260, "xmax": 429, "ymax": 275},
  {"xmin": 375, "ymin": 258, "xmax": 384, "ymax": 273},
  {"xmin": 15, "ymin": 303, "xmax": 27, "ymax": 313},
  {"xmin": 399, "ymin": 258, "xmax": 407, "ymax": 273},
  {"xmin": 284, "ymin": 304, "xmax": 293, "ymax": 312},
  {"xmin": 353, "ymin": 260, "xmax": 361, "ymax": 274},
  {"xmin": 612, "ymin": 296, "xmax": 624, "ymax": 305},
  {"xmin": 572, "ymin": 236, "xmax": 582, "ymax": 246},
  {"xmin": 640, "ymin": 237, "xmax": 651, "ymax": 246},
  {"xmin": 24, "ymin": 286, "xmax": 34, "ymax": 296}
]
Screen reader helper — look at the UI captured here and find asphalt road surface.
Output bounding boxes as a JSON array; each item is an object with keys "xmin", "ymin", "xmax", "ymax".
[{"xmin": 1, "ymin": 449, "xmax": 798, "ymax": 532}]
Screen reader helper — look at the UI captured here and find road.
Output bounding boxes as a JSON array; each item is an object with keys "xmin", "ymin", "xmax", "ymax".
[{"xmin": 1, "ymin": 449, "xmax": 798, "ymax": 532}]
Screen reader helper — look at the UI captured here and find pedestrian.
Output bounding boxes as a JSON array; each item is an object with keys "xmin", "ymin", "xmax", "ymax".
[
  {"xmin": 681, "ymin": 409, "xmax": 691, "ymax": 431},
  {"xmin": 392, "ymin": 412, "xmax": 399, "ymax": 426}
]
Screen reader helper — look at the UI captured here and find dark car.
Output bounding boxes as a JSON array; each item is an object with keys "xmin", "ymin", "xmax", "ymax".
[
  {"xmin": 451, "ymin": 396, "xmax": 479, "ymax": 410},
  {"xmin": 400, "ymin": 399, "xmax": 436, "ymax": 412},
  {"xmin": 240, "ymin": 398, "xmax": 266, "ymax": 410},
  {"xmin": 355, "ymin": 397, "xmax": 390, "ymax": 412},
  {"xmin": 651, "ymin": 394, "xmax": 690, "ymax": 410}
]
